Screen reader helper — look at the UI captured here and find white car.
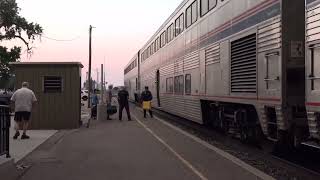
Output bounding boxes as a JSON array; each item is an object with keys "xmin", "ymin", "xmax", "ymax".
[{"xmin": 81, "ymin": 90, "xmax": 89, "ymax": 101}]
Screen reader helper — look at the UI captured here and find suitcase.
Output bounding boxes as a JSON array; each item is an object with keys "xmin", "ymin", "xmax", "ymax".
[
  {"xmin": 107, "ymin": 104, "xmax": 117, "ymax": 115},
  {"xmin": 143, "ymin": 101, "xmax": 151, "ymax": 110}
]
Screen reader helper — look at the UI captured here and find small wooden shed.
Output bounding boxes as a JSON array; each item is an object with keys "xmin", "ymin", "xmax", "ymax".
[{"xmin": 10, "ymin": 62, "xmax": 83, "ymax": 130}]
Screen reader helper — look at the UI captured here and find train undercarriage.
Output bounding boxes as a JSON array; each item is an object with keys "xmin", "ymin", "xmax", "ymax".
[{"xmin": 201, "ymin": 100, "xmax": 311, "ymax": 150}]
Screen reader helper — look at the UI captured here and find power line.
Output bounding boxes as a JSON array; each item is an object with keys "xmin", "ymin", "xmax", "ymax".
[{"xmin": 42, "ymin": 35, "xmax": 81, "ymax": 42}]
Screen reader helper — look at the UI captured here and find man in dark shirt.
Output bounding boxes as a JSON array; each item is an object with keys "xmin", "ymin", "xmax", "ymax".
[
  {"xmin": 117, "ymin": 87, "xmax": 131, "ymax": 121},
  {"xmin": 141, "ymin": 86, "xmax": 153, "ymax": 118}
]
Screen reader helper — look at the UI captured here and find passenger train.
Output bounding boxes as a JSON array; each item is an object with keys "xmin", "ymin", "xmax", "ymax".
[{"xmin": 124, "ymin": 0, "xmax": 320, "ymax": 148}]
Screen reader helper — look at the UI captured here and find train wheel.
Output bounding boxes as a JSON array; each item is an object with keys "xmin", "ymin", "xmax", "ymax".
[{"xmin": 238, "ymin": 110, "xmax": 249, "ymax": 143}]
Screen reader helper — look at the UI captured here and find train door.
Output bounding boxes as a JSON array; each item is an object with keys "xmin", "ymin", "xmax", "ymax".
[
  {"xmin": 200, "ymin": 49, "xmax": 206, "ymax": 94},
  {"xmin": 156, "ymin": 70, "xmax": 160, "ymax": 107}
]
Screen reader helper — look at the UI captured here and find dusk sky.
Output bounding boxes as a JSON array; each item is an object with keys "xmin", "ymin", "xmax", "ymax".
[{"xmin": 14, "ymin": 0, "xmax": 182, "ymax": 86}]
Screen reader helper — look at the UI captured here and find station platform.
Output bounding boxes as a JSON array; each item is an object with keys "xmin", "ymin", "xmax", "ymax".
[{"xmin": 18, "ymin": 104, "xmax": 274, "ymax": 180}]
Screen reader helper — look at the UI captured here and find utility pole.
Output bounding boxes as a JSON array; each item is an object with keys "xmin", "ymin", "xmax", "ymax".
[
  {"xmin": 101, "ymin": 64, "xmax": 104, "ymax": 104},
  {"xmin": 88, "ymin": 25, "xmax": 93, "ymax": 108}
]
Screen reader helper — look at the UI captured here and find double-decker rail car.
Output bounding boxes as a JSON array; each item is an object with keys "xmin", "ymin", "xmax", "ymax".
[
  {"xmin": 124, "ymin": 52, "xmax": 140, "ymax": 102},
  {"xmin": 125, "ymin": 0, "xmax": 311, "ymax": 146},
  {"xmin": 305, "ymin": 0, "xmax": 320, "ymax": 148}
]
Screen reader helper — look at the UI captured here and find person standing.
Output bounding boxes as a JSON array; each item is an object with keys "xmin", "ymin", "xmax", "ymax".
[
  {"xmin": 11, "ymin": 82, "xmax": 37, "ymax": 139},
  {"xmin": 91, "ymin": 89, "xmax": 99, "ymax": 119},
  {"xmin": 141, "ymin": 86, "xmax": 153, "ymax": 118},
  {"xmin": 106, "ymin": 85, "xmax": 113, "ymax": 120},
  {"xmin": 118, "ymin": 87, "xmax": 131, "ymax": 121}
]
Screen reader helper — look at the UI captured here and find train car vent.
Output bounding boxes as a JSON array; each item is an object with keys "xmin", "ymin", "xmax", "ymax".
[{"xmin": 231, "ymin": 34, "xmax": 257, "ymax": 93}]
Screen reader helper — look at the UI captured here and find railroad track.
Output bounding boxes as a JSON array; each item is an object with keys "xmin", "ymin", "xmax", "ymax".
[{"xmin": 148, "ymin": 106, "xmax": 320, "ymax": 179}]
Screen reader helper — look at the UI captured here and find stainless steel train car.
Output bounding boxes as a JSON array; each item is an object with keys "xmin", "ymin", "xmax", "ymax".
[
  {"xmin": 305, "ymin": 0, "xmax": 320, "ymax": 148},
  {"xmin": 124, "ymin": 52, "xmax": 139, "ymax": 102},
  {"xmin": 124, "ymin": 0, "xmax": 316, "ymax": 147}
]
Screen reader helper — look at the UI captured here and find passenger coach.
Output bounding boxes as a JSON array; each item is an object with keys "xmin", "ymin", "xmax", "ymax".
[
  {"xmin": 124, "ymin": 0, "xmax": 315, "ymax": 147},
  {"xmin": 124, "ymin": 52, "xmax": 140, "ymax": 102}
]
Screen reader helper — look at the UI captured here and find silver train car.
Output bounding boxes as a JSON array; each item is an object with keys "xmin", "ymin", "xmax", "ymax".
[
  {"xmin": 124, "ymin": 53, "xmax": 139, "ymax": 102},
  {"xmin": 306, "ymin": 0, "xmax": 320, "ymax": 147},
  {"xmin": 124, "ymin": 0, "xmax": 317, "ymax": 147}
]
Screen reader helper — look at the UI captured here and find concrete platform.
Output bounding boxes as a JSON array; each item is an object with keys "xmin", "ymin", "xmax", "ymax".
[
  {"xmin": 9, "ymin": 118, "xmax": 57, "ymax": 163},
  {"xmin": 16, "ymin": 104, "xmax": 275, "ymax": 180}
]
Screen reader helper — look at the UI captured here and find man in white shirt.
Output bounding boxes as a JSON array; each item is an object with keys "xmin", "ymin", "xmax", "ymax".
[{"xmin": 11, "ymin": 82, "xmax": 37, "ymax": 139}]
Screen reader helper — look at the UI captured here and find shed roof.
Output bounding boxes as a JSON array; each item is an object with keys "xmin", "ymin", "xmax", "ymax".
[{"xmin": 10, "ymin": 62, "xmax": 84, "ymax": 68}]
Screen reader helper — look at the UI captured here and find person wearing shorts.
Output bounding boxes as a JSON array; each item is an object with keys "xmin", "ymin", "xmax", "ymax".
[{"xmin": 11, "ymin": 82, "xmax": 37, "ymax": 139}]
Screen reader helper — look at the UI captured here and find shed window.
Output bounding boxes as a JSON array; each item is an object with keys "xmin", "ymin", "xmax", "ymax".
[
  {"xmin": 44, "ymin": 76, "xmax": 62, "ymax": 93},
  {"xmin": 174, "ymin": 75, "xmax": 184, "ymax": 94},
  {"xmin": 166, "ymin": 77, "xmax": 173, "ymax": 93},
  {"xmin": 185, "ymin": 74, "xmax": 191, "ymax": 94}
]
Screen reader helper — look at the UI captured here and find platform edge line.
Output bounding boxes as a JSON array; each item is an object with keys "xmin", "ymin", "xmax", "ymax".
[{"xmin": 132, "ymin": 114, "xmax": 208, "ymax": 180}]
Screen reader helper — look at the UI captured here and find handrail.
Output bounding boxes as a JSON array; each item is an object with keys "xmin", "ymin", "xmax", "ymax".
[{"xmin": 0, "ymin": 105, "xmax": 10, "ymax": 158}]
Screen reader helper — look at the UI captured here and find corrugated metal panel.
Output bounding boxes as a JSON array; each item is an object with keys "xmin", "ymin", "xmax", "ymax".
[
  {"xmin": 205, "ymin": 43, "xmax": 220, "ymax": 66},
  {"xmin": 258, "ymin": 17, "xmax": 281, "ymax": 53},
  {"xmin": 160, "ymin": 64, "xmax": 174, "ymax": 76},
  {"xmin": 174, "ymin": 57, "xmax": 184, "ymax": 74},
  {"xmin": 160, "ymin": 95, "xmax": 201, "ymax": 122},
  {"xmin": 307, "ymin": 4, "xmax": 320, "ymax": 42},
  {"xmin": 184, "ymin": 51, "xmax": 199, "ymax": 71},
  {"xmin": 231, "ymin": 33, "xmax": 257, "ymax": 93}
]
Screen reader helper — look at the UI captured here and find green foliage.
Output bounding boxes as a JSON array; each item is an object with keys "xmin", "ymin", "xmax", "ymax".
[{"xmin": 0, "ymin": 0, "xmax": 43, "ymax": 87}]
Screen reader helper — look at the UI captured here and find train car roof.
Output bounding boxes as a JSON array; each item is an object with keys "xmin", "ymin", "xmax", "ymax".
[
  {"xmin": 124, "ymin": 52, "xmax": 139, "ymax": 69},
  {"xmin": 141, "ymin": 0, "xmax": 189, "ymax": 50}
]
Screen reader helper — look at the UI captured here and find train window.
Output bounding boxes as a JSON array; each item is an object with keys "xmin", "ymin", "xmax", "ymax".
[
  {"xmin": 201, "ymin": 0, "xmax": 209, "ymax": 16},
  {"xmin": 144, "ymin": 51, "xmax": 146, "ymax": 61},
  {"xmin": 160, "ymin": 31, "xmax": 166, "ymax": 48},
  {"xmin": 180, "ymin": 14, "xmax": 184, "ymax": 32},
  {"xmin": 192, "ymin": 1, "xmax": 198, "ymax": 24},
  {"xmin": 186, "ymin": 0, "xmax": 198, "ymax": 28},
  {"xmin": 151, "ymin": 42, "xmax": 155, "ymax": 55},
  {"xmin": 209, "ymin": 0, "xmax": 217, "ymax": 10},
  {"xmin": 185, "ymin": 74, "xmax": 191, "ymax": 94},
  {"xmin": 155, "ymin": 37, "xmax": 160, "ymax": 52},
  {"xmin": 175, "ymin": 13, "xmax": 184, "ymax": 36},
  {"xmin": 179, "ymin": 75, "xmax": 184, "ymax": 94},
  {"xmin": 167, "ymin": 23, "xmax": 174, "ymax": 43},
  {"xmin": 174, "ymin": 75, "xmax": 184, "ymax": 94},
  {"xmin": 166, "ymin": 77, "xmax": 173, "ymax": 93},
  {"xmin": 147, "ymin": 46, "xmax": 151, "ymax": 58},
  {"xmin": 186, "ymin": 5, "xmax": 192, "ymax": 27}
]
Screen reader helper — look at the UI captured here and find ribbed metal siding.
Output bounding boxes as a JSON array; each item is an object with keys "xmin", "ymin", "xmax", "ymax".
[
  {"xmin": 307, "ymin": 4, "xmax": 320, "ymax": 42},
  {"xmin": 231, "ymin": 34, "xmax": 257, "ymax": 93},
  {"xmin": 258, "ymin": 17, "xmax": 281, "ymax": 53},
  {"xmin": 184, "ymin": 51, "xmax": 199, "ymax": 71},
  {"xmin": 205, "ymin": 43, "xmax": 220, "ymax": 66}
]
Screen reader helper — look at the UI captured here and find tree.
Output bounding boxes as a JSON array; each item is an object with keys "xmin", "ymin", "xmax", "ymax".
[{"xmin": 0, "ymin": 0, "xmax": 43, "ymax": 88}]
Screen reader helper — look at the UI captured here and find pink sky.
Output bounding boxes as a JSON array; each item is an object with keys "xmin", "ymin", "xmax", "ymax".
[{"xmin": 12, "ymin": 0, "xmax": 182, "ymax": 86}]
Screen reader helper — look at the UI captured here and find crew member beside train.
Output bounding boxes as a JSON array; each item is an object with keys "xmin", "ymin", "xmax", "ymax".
[
  {"xmin": 118, "ymin": 87, "xmax": 132, "ymax": 121},
  {"xmin": 141, "ymin": 86, "xmax": 153, "ymax": 118},
  {"xmin": 106, "ymin": 85, "xmax": 113, "ymax": 120}
]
